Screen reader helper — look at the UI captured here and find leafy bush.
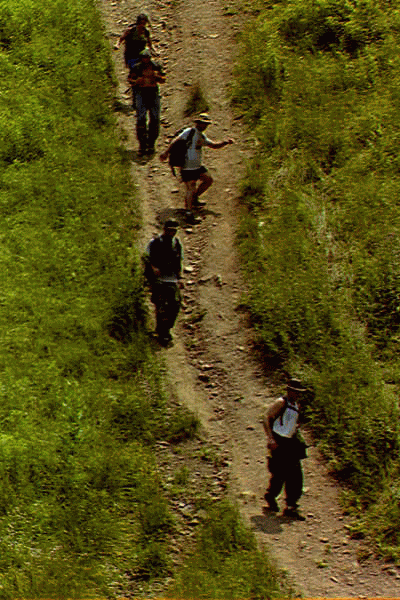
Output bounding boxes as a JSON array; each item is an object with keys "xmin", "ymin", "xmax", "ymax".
[{"xmin": 233, "ymin": 0, "xmax": 400, "ymax": 557}]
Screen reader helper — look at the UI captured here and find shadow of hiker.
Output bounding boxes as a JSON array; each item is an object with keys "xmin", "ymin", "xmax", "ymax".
[
  {"xmin": 251, "ymin": 512, "xmax": 284, "ymax": 535},
  {"xmin": 157, "ymin": 207, "xmax": 197, "ymax": 229}
]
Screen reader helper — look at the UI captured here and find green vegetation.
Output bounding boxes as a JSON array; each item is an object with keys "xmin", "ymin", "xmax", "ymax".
[
  {"xmin": 169, "ymin": 500, "xmax": 293, "ymax": 599},
  {"xmin": 0, "ymin": 0, "xmax": 283, "ymax": 596},
  {"xmin": 183, "ymin": 83, "xmax": 209, "ymax": 117},
  {"xmin": 233, "ymin": 0, "xmax": 400, "ymax": 559}
]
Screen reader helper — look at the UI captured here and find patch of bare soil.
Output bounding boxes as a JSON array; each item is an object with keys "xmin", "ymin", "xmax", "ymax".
[{"xmin": 100, "ymin": 0, "xmax": 400, "ymax": 595}]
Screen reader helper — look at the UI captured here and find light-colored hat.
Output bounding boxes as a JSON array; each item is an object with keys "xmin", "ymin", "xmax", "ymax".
[{"xmin": 194, "ymin": 112, "xmax": 212, "ymax": 125}]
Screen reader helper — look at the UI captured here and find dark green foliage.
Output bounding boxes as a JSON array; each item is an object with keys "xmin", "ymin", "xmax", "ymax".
[
  {"xmin": 233, "ymin": 0, "xmax": 400, "ymax": 557},
  {"xmin": 169, "ymin": 500, "xmax": 291, "ymax": 599},
  {"xmin": 183, "ymin": 82, "xmax": 209, "ymax": 117}
]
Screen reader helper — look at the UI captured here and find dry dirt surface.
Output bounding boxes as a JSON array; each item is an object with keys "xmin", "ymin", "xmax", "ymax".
[{"xmin": 99, "ymin": 0, "xmax": 400, "ymax": 596}]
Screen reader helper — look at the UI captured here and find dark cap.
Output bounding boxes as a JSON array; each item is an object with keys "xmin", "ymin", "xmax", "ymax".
[
  {"xmin": 287, "ymin": 378, "xmax": 307, "ymax": 392},
  {"xmin": 164, "ymin": 219, "xmax": 179, "ymax": 229}
]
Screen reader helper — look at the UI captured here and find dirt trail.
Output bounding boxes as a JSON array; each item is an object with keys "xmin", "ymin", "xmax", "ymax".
[{"xmin": 100, "ymin": 0, "xmax": 400, "ymax": 595}]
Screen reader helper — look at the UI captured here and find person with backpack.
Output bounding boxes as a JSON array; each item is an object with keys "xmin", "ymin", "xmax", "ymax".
[
  {"xmin": 129, "ymin": 49, "xmax": 166, "ymax": 156},
  {"xmin": 114, "ymin": 13, "xmax": 154, "ymax": 75},
  {"xmin": 146, "ymin": 219, "xmax": 183, "ymax": 346},
  {"xmin": 159, "ymin": 113, "xmax": 234, "ymax": 224},
  {"xmin": 262, "ymin": 378, "xmax": 309, "ymax": 520}
]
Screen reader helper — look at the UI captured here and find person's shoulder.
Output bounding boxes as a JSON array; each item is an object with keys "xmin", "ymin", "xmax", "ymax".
[
  {"xmin": 148, "ymin": 234, "xmax": 162, "ymax": 248},
  {"xmin": 265, "ymin": 397, "xmax": 286, "ymax": 416},
  {"xmin": 178, "ymin": 127, "xmax": 193, "ymax": 138}
]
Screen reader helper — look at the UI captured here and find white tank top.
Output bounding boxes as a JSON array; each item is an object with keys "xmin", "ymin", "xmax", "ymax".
[{"xmin": 272, "ymin": 398, "xmax": 299, "ymax": 438}]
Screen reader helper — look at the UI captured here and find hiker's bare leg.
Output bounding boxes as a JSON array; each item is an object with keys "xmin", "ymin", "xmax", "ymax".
[
  {"xmin": 184, "ymin": 180, "xmax": 197, "ymax": 211},
  {"xmin": 194, "ymin": 172, "xmax": 213, "ymax": 202}
]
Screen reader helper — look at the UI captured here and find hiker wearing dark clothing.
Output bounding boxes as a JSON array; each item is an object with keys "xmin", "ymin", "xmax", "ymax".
[
  {"xmin": 160, "ymin": 113, "xmax": 234, "ymax": 224},
  {"xmin": 262, "ymin": 379, "xmax": 309, "ymax": 521},
  {"xmin": 146, "ymin": 220, "xmax": 183, "ymax": 346},
  {"xmin": 129, "ymin": 49, "xmax": 165, "ymax": 156},
  {"xmin": 114, "ymin": 13, "xmax": 153, "ymax": 73}
]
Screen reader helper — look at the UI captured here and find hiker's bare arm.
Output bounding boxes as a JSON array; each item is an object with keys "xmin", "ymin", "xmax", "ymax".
[
  {"xmin": 207, "ymin": 138, "xmax": 234, "ymax": 149},
  {"xmin": 262, "ymin": 398, "xmax": 285, "ymax": 449},
  {"xmin": 114, "ymin": 27, "xmax": 131, "ymax": 49}
]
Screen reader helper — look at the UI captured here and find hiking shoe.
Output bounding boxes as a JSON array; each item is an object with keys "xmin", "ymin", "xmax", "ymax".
[
  {"xmin": 282, "ymin": 507, "xmax": 306, "ymax": 521},
  {"xmin": 263, "ymin": 493, "xmax": 279, "ymax": 512},
  {"xmin": 193, "ymin": 199, "xmax": 206, "ymax": 208},
  {"xmin": 185, "ymin": 211, "xmax": 201, "ymax": 225},
  {"xmin": 158, "ymin": 333, "xmax": 172, "ymax": 347}
]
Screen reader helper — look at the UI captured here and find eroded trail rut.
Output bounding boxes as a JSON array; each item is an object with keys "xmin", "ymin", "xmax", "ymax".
[{"xmin": 99, "ymin": 0, "xmax": 400, "ymax": 595}]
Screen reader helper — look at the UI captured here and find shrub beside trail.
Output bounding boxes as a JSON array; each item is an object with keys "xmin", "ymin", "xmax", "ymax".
[{"xmin": 233, "ymin": 0, "xmax": 400, "ymax": 559}]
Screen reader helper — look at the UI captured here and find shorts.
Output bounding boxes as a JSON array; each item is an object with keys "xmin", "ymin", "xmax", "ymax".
[{"xmin": 181, "ymin": 166, "xmax": 207, "ymax": 182}]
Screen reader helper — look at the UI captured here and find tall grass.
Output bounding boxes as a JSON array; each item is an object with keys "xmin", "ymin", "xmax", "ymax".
[
  {"xmin": 0, "ymin": 0, "xmax": 286, "ymax": 595},
  {"xmin": 233, "ymin": 0, "xmax": 400, "ymax": 558},
  {"xmin": 0, "ymin": 0, "xmax": 177, "ymax": 595}
]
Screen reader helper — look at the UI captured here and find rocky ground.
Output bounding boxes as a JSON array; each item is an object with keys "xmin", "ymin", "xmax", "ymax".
[{"xmin": 99, "ymin": 0, "xmax": 400, "ymax": 595}]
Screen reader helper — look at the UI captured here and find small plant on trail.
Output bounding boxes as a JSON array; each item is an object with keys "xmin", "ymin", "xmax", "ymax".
[{"xmin": 184, "ymin": 83, "xmax": 209, "ymax": 117}]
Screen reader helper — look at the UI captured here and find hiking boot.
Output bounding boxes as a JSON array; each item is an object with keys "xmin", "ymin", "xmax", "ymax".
[
  {"xmin": 193, "ymin": 198, "xmax": 207, "ymax": 208},
  {"xmin": 263, "ymin": 493, "xmax": 279, "ymax": 512},
  {"xmin": 185, "ymin": 211, "xmax": 201, "ymax": 225},
  {"xmin": 282, "ymin": 507, "xmax": 306, "ymax": 521}
]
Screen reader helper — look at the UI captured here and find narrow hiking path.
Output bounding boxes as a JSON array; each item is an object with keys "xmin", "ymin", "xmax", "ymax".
[{"xmin": 99, "ymin": 0, "xmax": 400, "ymax": 595}]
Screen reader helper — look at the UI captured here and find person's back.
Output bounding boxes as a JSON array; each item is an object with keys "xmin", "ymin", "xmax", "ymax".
[
  {"xmin": 147, "ymin": 221, "xmax": 183, "ymax": 345},
  {"xmin": 124, "ymin": 24, "xmax": 150, "ymax": 65},
  {"xmin": 148, "ymin": 234, "xmax": 182, "ymax": 282}
]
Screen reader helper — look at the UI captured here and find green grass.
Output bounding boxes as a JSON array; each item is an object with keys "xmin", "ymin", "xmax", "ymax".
[
  {"xmin": 0, "ymin": 0, "xmax": 286, "ymax": 595},
  {"xmin": 233, "ymin": 0, "xmax": 400, "ymax": 559},
  {"xmin": 168, "ymin": 500, "xmax": 294, "ymax": 599}
]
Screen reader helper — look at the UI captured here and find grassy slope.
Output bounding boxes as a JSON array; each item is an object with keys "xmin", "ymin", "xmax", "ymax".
[
  {"xmin": 0, "ymin": 0, "xmax": 286, "ymax": 596},
  {"xmin": 233, "ymin": 0, "xmax": 400, "ymax": 559}
]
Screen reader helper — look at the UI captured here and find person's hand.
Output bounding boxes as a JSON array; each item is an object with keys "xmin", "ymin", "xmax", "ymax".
[{"xmin": 267, "ymin": 439, "xmax": 278, "ymax": 451}]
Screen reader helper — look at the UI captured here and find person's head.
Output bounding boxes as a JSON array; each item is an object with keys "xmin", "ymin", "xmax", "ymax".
[
  {"xmin": 286, "ymin": 378, "xmax": 307, "ymax": 404},
  {"xmin": 194, "ymin": 113, "xmax": 212, "ymax": 131},
  {"xmin": 136, "ymin": 13, "xmax": 149, "ymax": 28},
  {"xmin": 139, "ymin": 48, "xmax": 151, "ymax": 62},
  {"xmin": 163, "ymin": 219, "xmax": 179, "ymax": 238}
]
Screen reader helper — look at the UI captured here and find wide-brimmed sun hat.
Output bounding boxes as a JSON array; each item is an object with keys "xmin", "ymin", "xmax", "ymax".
[
  {"xmin": 287, "ymin": 378, "xmax": 307, "ymax": 392},
  {"xmin": 194, "ymin": 112, "xmax": 212, "ymax": 125}
]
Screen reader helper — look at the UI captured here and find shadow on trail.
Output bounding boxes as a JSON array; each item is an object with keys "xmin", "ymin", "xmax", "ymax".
[
  {"xmin": 251, "ymin": 513, "xmax": 283, "ymax": 535},
  {"xmin": 156, "ymin": 206, "xmax": 220, "ymax": 228}
]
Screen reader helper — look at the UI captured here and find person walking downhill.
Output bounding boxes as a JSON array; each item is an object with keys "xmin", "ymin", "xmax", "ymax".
[
  {"xmin": 146, "ymin": 220, "xmax": 183, "ymax": 346},
  {"xmin": 262, "ymin": 378, "xmax": 309, "ymax": 521},
  {"xmin": 160, "ymin": 113, "xmax": 234, "ymax": 224},
  {"xmin": 129, "ymin": 49, "xmax": 166, "ymax": 156},
  {"xmin": 114, "ymin": 13, "xmax": 153, "ymax": 76}
]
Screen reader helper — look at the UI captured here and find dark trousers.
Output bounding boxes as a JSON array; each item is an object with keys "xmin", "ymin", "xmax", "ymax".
[
  {"xmin": 135, "ymin": 88, "xmax": 160, "ymax": 151},
  {"xmin": 151, "ymin": 282, "xmax": 181, "ymax": 337},
  {"xmin": 266, "ymin": 437, "xmax": 304, "ymax": 508}
]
